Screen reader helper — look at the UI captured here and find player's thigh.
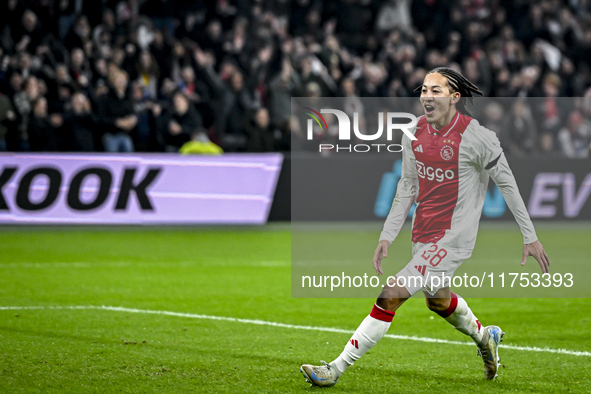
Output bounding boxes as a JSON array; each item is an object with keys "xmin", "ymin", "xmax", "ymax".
[{"xmin": 395, "ymin": 242, "xmax": 465, "ymax": 296}]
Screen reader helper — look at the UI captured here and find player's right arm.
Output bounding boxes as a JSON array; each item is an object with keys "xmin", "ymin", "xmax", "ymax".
[{"xmin": 373, "ymin": 133, "xmax": 419, "ymax": 275}]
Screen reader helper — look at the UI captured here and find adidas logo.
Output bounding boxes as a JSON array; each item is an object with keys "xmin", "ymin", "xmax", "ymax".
[
  {"xmin": 349, "ymin": 339, "xmax": 359, "ymax": 349},
  {"xmin": 414, "ymin": 265, "xmax": 427, "ymax": 276},
  {"xmin": 414, "ymin": 144, "xmax": 423, "ymax": 153}
]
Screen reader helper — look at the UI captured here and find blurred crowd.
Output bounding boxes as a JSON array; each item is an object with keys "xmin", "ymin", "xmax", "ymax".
[{"xmin": 0, "ymin": 0, "xmax": 590, "ymax": 157}]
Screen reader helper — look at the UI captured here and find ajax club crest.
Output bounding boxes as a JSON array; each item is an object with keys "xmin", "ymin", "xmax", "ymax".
[{"xmin": 440, "ymin": 145, "xmax": 454, "ymax": 160}]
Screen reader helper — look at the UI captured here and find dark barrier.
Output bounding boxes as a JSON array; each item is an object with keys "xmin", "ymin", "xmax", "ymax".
[
  {"xmin": 289, "ymin": 153, "xmax": 591, "ymax": 221},
  {"xmin": 268, "ymin": 153, "xmax": 291, "ymax": 221}
]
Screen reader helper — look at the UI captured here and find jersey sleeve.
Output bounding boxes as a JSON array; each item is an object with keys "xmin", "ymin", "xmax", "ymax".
[
  {"xmin": 466, "ymin": 121, "xmax": 503, "ymax": 170},
  {"xmin": 465, "ymin": 120, "xmax": 538, "ymax": 244},
  {"xmin": 487, "ymin": 153, "xmax": 538, "ymax": 244},
  {"xmin": 379, "ymin": 133, "xmax": 418, "ymax": 244}
]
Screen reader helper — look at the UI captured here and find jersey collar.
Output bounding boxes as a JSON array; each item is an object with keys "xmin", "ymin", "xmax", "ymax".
[{"xmin": 427, "ymin": 110, "xmax": 460, "ymax": 137}]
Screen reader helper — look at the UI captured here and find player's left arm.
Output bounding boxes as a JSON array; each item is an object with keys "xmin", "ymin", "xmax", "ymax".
[
  {"xmin": 487, "ymin": 153, "xmax": 550, "ymax": 273},
  {"xmin": 475, "ymin": 128, "xmax": 550, "ymax": 274}
]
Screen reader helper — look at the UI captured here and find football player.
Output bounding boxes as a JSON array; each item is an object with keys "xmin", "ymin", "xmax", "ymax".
[{"xmin": 300, "ymin": 67, "xmax": 550, "ymax": 387}]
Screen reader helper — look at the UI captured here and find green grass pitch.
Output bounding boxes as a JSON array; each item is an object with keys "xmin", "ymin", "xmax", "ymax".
[{"xmin": 0, "ymin": 224, "xmax": 590, "ymax": 393}]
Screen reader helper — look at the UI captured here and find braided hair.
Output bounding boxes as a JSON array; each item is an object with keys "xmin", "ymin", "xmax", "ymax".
[{"xmin": 414, "ymin": 67, "xmax": 483, "ymax": 116}]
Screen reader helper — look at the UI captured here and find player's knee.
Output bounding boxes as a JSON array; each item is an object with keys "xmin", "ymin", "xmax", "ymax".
[
  {"xmin": 377, "ymin": 284, "xmax": 408, "ymax": 312},
  {"xmin": 379, "ymin": 281, "xmax": 405, "ymax": 300},
  {"xmin": 376, "ymin": 296, "xmax": 400, "ymax": 312},
  {"xmin": 425, "ymin": 297, "xmax": 449, "ymax": 313}
]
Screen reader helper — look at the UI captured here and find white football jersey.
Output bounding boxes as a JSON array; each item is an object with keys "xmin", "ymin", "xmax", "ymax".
[{"xmin": 380, "ymin": 111, "xmax": 537, "ymax": 252}]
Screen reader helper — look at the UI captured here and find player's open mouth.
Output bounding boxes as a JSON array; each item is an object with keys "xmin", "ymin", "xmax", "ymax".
[{"xmin": 424, "ymin": 105, "xmax": 435, "ymax": 115}]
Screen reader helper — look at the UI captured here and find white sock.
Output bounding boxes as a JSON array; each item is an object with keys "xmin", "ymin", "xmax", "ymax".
[
  {"xmin": 331, "ymin": 304, "xmax": 394, "ymax": 375},
  {"xmin": 440, "ymin": 293, "xmax": 484, "ymax": 345}
]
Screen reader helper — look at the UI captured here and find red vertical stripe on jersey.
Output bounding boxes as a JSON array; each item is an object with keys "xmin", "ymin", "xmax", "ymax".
[
  {"xmin": 370, "ymin": 304, "xmax": 395, "ymax": 322},
  {"xmin": 411, "ymin": 112, "xmax": 473, "ymax": 244}
]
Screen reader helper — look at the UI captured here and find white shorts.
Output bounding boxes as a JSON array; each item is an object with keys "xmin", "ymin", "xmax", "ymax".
[{"xmin": 393, "ymin": 242, "xmax": 472, "ymax": 296}]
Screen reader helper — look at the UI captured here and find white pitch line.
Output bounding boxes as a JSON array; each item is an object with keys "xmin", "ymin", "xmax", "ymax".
[
  {"xmin": 0, "ymin": 260, "xmax": 288, "ymax": 269},
  {"xmin": 1, "ymin": 305, "xmax": 590, "ymax": 358}
]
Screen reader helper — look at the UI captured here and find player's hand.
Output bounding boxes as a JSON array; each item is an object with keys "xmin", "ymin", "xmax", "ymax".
[
  {"xmin": 372, "ymin": 240, "xmax": 390, "ymax": 275},
  {"xmin": 521, "ymin": 240, "xmax": 550, "ymax": 274}
]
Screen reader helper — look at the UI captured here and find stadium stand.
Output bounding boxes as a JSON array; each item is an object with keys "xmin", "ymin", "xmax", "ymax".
[{"xmin": 0, "ymin": 0, "xmax": 590, "ymax": 156}]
